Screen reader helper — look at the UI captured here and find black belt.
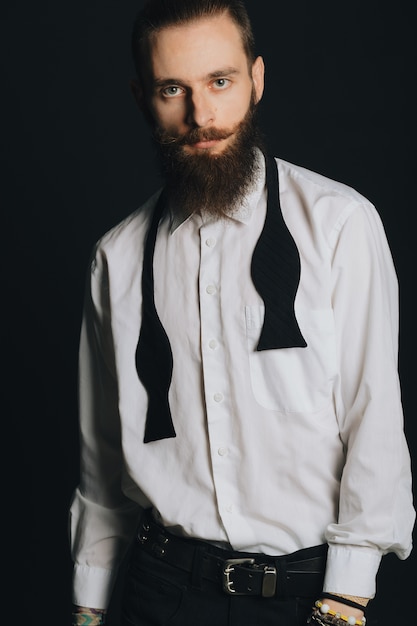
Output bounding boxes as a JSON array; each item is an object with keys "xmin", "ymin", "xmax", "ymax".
[{"xmin": 135, "ymin": 510, "xmax": 327, "ymax": 598}]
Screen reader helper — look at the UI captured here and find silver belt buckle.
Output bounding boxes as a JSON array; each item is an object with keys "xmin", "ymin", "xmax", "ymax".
[
  {"xmin": 223, "ymin": 558, "xmax": 255, "ymax": 595},
  {"xmin": 222, "ymin": 558, "xmax": 277, "ymax": 597}
]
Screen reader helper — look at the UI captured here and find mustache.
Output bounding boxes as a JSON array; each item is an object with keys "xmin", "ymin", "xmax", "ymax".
[{"xmin": 155, "ymin": 126, "xmax": 234, "ymax": 146}]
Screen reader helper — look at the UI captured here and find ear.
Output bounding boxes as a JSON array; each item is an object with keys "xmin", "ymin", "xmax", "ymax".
[
  {"xmin": 251, "ymin": 56, "xmax": 265, "ymax": 104},
  {"xmin": 130, "ymin": 78, "xmax": 155, "ymax": 127},
  {"xmin": 130, "ymin": 78, "xmax": 145, "ymax": 111}
]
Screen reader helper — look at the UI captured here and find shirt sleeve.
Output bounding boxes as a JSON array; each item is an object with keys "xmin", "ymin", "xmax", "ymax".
[
  {"xmin": 322, "ymin": 201, "xmax": 415, "ymax": 597},
  {"xmin": 69, "ymin": 248, "xmax": 142, "ymax": 610}
]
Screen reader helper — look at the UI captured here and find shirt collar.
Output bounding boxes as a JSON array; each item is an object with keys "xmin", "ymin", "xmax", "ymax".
[{"xmin": 166, "ymin": 148, "xmax": 266, "ymax": 234}]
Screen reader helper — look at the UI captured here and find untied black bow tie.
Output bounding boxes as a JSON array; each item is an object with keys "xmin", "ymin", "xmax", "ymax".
[{"xmin": 135, "ymin": 154, "xmax": 307, "ymax": 443}]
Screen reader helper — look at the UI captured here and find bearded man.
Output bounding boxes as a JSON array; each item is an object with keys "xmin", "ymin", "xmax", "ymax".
[{"xmin": 69, "ymin": 1, "xmax": 415, "ymax": 625}]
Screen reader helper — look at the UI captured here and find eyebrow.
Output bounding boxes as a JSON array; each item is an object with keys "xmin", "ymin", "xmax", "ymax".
[{"xmin": 152, "ymin": 67, "xmax": 240, "ymax": 89}]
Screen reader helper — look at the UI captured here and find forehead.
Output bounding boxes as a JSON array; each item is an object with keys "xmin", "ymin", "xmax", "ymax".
[{"xmin": 146, "ymin": 14, "xmax": 248, "ymax": 82}]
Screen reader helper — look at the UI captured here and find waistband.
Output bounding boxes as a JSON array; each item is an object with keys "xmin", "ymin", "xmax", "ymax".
[{"xmin": 134, "ymin": 509, "xmax": 327, "ymax": 598}]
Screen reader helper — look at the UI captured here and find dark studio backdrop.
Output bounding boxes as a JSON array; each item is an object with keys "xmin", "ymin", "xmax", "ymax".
[{"xmin": 2, "ymin": 1, "xmax": 415, "ymax": 624}]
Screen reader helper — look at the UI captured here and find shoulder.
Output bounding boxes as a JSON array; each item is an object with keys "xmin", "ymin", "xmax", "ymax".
[
  {"xmin": 275, "ymin": 157, "xmax": 371, "ymax": 206},
  {"xmin": 96, "ymin": 189, "xmax": 162, "ymax": 255},
  {"xmin": 86, "ymin": 189, "xmax": 162, "ymax": 283},
  {"xmin": 273, "ymin": 156, "xmax": 380, "ymax": 241}
]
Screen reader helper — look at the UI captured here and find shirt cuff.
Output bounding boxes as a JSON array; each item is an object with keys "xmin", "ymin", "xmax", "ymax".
[
  {"xmin": 72, "ymin": 563, "xmax": 117, "ymax": 610},
  {"xmin": 323, "ymin": 545, "xmax": 382, "ymax": 599}
]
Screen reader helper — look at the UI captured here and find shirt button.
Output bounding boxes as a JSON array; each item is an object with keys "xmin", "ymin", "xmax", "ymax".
[
  {"xmin": 206, "ymin": 285, "xmax": 217, "ymax": 295},
  {"xmin": 205, "ymin": 237, "xmax": 216, "ymax": 247},
  {"xmin": 213, "ymin": 393, "xmax": 223, "ymax": 403},
  {"xmin": 226, "ymin": 504, "xmax": 233, "ymax": 513},
  {"xmin": 208, "ymin": 339, "xmax": 218, "ymax": 350},
  {"xmin": 218, "ymin": 447, "xmax": 229, "ymax": 457}
]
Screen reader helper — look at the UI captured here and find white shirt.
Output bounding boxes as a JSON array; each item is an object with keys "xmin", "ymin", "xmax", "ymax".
[{"xmin": 70, "ymin": 154, "xmax": 415, "ymax": 609}]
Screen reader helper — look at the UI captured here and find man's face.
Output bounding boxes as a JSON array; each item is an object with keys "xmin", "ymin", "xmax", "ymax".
[{"xmin": 139, "ymin": 13, "xmax": 264, "ymax": 156}]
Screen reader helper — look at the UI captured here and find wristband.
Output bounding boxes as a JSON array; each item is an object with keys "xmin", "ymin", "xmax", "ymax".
[
  {"xmin": 72, "ymin": 607, "xmax": 106, "ymax": 626},
  {"xmin": 322, "ymin": 592, "xmax": 369, "ymax": 610}
]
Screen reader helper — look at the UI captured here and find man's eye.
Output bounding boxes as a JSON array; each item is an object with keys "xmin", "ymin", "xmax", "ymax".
[
  {"xmin": 162, "ymin": 85, "xmax": 183, "ymax": 97},
  {"xmin": 213, "ymin": 78, "xmax": 231, "ymax": 89}
]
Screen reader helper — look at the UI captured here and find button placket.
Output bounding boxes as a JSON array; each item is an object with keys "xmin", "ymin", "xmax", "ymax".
[
  {"xmin": 199, "ymin": 222, "xmax": 238, "ymax": 531},
  {"xmin": 199, "ymin": 223, "xmax": 225, "ymax": 421}
]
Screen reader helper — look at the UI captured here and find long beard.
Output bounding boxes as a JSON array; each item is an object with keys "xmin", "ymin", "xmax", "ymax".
[{"xmin": 153, "ymin": 99, "xmax": 265, "ymax": 221}]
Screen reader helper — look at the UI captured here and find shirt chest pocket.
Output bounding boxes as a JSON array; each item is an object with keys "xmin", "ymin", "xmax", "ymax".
[{"xmin": 245, "ymin": 305, "xmax": 337, "ymax": 413}]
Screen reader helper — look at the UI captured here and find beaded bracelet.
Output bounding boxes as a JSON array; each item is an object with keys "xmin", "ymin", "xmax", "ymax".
[
  {"xmin": 308, "ymin": 600, "xmax": 366, "ymax": 626},
  {"xmin": 308, "ymin": 612, "xmax": 363, "ymax": 626}
]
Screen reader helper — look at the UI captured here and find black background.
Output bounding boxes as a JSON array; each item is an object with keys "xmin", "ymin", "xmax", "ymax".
[{"xmin": 2, "ymin": 1, "xmax": 415, "ymax": 624}]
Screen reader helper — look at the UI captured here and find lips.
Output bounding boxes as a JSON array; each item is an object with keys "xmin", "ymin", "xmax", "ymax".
[
  {"xmin": 181, "ymin": 128, "xmax": 232, "ymax": 146},
  {"xmin": 191, "ymin": 138, "xmax": 222, "ymax": 149}
]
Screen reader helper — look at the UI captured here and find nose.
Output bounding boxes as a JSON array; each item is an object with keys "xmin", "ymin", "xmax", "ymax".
[{"xmin": 186, "ymin": 90, "xmax": 215, "ymax": 128}]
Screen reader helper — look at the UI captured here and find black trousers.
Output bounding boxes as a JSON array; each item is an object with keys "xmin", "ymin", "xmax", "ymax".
[{"xmin": 120, "ymin": 515, "xmax": 326, "ymax": 626}]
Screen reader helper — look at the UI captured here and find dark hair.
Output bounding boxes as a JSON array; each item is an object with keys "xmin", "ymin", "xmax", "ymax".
[{"xmin": 131, "ymin": 0, "xmax": 256, "ymax": 78}]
